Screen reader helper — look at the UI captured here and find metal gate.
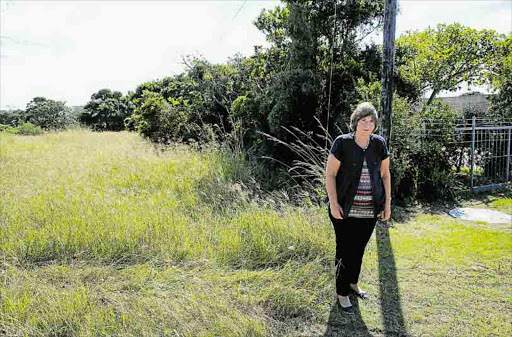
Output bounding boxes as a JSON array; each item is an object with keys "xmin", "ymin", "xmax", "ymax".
[{"xmin": 455, "ymin": 116, "xmax": 512, "ymax": 191}]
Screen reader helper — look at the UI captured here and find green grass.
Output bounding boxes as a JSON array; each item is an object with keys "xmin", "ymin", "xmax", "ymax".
[
  {"xmin": 1, "ymin": 130, "xmax": 511, "ymax": 336},
  {"xmin": 489, "ymin": 198, "xmax": 512, "ymax": 214}
]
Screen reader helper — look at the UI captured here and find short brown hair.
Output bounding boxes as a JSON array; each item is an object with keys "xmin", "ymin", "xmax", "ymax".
[{"xmin": 350, "ymin": 102, "xmax": 379, "ymax": 131}]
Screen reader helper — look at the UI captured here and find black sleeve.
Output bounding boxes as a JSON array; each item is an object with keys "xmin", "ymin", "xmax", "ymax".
[
  {"xmin": 329, "ymin": 137, "xmax": 343, "ymax": 161},
  {"xmin": 381, "ymin": 138, "xmax": 389, "ymax": 160}
]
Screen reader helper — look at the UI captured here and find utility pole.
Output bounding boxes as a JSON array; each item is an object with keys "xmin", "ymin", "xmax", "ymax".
[{"xmin": 380, "ymin": 0, "xmax": 397, "ymax": 144}]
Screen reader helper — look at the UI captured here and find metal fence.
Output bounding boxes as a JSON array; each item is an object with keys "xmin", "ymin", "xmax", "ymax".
[
  {"xmin": 391, "ymin": 115, "xmax": 511, "ymax": 193},
  {"xmin": 454, "ymin": 117, "xmax": 512, "ymax": 191}
]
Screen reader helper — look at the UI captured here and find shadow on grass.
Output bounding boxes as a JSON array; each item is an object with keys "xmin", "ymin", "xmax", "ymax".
[
  {"xmin": 323, "ymin": 222, "xmax": 407, "ymax": 337},
  {"xmin": 323, "ymin": 298, "xmax": 374, "ymax": 337},
  {"xmin": 375, "ymin": 222, "xmax": 407, "ymax": 337}
]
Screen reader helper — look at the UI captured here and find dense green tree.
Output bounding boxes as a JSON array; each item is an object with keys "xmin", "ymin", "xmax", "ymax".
[
  {"xmin": 24, "ymin": 97, "xmax": 76, "ymax": 130},
  {"xmin": 238, "ymin": 0, "xmax": 385, "ymax": 176},
  {"xmin": 0, "ymin": 109, "xmax": 25, "ymax": 127},
  {"xmin": 487, "ymin": 33, "xmax": 512, "ymax": 120},
  {"xmin": 488, "ymin": 84, "xmax": 512, "ymax": 121},
  {"xmin": 81, "ymin": 89, "xmax": 134, "ymax": 131},
  {"xmin": 185, "ymin": 57, "xmax": 239, "ymax": 134},
  {"xmin": 397, "ymin": 23, "xmax": 505, "ymax": 105}
]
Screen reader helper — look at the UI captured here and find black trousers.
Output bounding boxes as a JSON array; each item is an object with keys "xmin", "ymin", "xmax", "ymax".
[{"xmin": 328, "ymin": 207, "xmax": 377, "ymax": 296}]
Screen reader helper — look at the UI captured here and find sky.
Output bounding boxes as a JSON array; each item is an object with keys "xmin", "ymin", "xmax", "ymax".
[{"xmin": 1, "ymin": 0, "xmax": 511, "ymax": 110}]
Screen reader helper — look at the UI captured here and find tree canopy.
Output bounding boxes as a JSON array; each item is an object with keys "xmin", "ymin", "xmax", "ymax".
[
  {"xmin": 487, "ymin": 33, "xmax": 512, "ymax": 119},
  {"xmin": 24, "ymin": 97, "xmax": 75, "ymax": 130},
  {"xmin": 396, "ymin": 23, "xmax": 506, "ymax": 104},
  {"xmin": 81, "ymin": 89, "xmax": 135, "ymax": 131}
]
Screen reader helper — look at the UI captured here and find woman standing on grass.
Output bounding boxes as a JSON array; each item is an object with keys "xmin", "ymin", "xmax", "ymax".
[{"xmin": 325, "ymin": 102, "xmax": 392, "ymax": 314}]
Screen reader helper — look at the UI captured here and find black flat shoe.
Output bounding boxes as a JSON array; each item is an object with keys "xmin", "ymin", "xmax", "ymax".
[
  {"xmin": 351, "ymin": 289, "xmax": 370, "ymax": 300},
  {"xmin": 340, "ymin": 304, "xmax": 355, "ymax": 314},
  {"xmin": 336, "ymin": 296, "xmax": 356, "ymax": 315}
]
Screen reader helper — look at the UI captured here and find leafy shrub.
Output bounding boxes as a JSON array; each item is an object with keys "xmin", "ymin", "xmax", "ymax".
[
  {"xmin": 0, "ymin": 122, "xmax": 42, "ymax": 135},
  {"xmin": 389, "ymin": 97, "xmax": 420, "ymax": 200},
  {"xmin": 0, "ymin": 123, "xmax": 19, "ymax": 134},
  {"xmin": 391, "ymin": 98, "xmax": 464, "ymax": 200},
  {"xmin": 131, "ymin": 91, "xmax": 188, "ymax": 143},
  {"xmin": 16, "ymin": 122, "xmax": 42, "ymax": 135}
]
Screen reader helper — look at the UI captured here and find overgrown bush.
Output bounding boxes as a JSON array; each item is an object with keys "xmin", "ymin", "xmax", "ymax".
[
  {"xmin": 16, "ymin": 122, "xmax": 42, "ymax": 135},
  {"xmin": 391, "ymin": 99, "xmax": 464, "ymax": 200},
  {"xmin": 0, "ymin": 122, "xmax": 42, "ymax": 135},
  {"xmin": 130, "ymin": 91, "xmax": 192, "ymax": 144},
  {"xmin": 388, "ymin": 97, "xmax": 420, "ymax": 200},
  {"xmin": 0, "ymin": 123, "xmax": 19, "ymax": 134},
  {"xmin": 257, "ymin": 83, "xmax": 466, "ymax": 203}
]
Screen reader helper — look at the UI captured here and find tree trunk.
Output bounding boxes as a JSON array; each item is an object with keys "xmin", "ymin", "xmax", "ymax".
[{"xmin": 426, "ymin": 89, "xmax": 439, "ymax": 105}]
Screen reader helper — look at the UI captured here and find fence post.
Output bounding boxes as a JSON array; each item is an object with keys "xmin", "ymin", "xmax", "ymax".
[
  {"xmin": 507, "ymin": 128, "xmax": 511, "ymax": 182},
  {"xmin": 470, "ymin": 116, "xmax": 475, "ymax": 189}
]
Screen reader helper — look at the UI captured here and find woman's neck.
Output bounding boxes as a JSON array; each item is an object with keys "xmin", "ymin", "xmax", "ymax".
[
  {"xmin": 354, "ymin": 132, "xmax": 370, "ymax": 150},
  {"xmin": 355, "ymin": 131, "xmax": 370, "ymax": 143}
]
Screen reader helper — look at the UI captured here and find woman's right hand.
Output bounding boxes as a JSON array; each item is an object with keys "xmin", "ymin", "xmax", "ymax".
[{"xmin": 330, "ymin": 202, "xmax": 344, "ymax": 220}]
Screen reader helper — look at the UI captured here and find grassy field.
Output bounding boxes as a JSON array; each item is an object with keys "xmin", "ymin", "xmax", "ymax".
[{"xmin": 1, "ymin": 130, "xmax": 511, "ymax": 337}]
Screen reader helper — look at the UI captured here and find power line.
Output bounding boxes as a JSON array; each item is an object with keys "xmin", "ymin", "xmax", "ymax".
[{"xmin": 233, "ymin": 0, "xmax": 248, "ymax": 20}]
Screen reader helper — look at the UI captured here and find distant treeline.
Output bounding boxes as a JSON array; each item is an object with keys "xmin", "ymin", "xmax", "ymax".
[{"xmin": 2, "ymin": 1, "xmax": 510, "ymax": 201}]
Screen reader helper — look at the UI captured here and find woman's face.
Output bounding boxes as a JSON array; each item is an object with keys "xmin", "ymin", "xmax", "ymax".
[{"xmin": 356, "ymin": 116, "xmax": 376, "ymax": 135}]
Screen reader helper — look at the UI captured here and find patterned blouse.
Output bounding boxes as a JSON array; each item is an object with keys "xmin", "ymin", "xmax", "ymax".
[{"xmin": 348, "ymin": 158, "xmax": 374, "ymax": 218}]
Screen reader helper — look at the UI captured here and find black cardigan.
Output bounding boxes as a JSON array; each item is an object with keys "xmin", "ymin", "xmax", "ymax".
[{"xmin": 329, "ymin": 133, "xmax": 389, "ymax": 218}]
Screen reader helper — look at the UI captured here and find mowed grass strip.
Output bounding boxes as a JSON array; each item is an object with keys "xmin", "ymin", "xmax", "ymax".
[
  {"xmin": 489, "ymin": 197, "xmax": 512, "ymax": 214},
  {"xmin": 1, "ymin": 130, "xmax": 511, "ymax": 336}
]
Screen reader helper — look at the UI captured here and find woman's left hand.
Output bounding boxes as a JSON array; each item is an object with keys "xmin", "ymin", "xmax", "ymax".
[{"xmin": 380, "ymin": 204, "xmax": 391, "ymax": 221}]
